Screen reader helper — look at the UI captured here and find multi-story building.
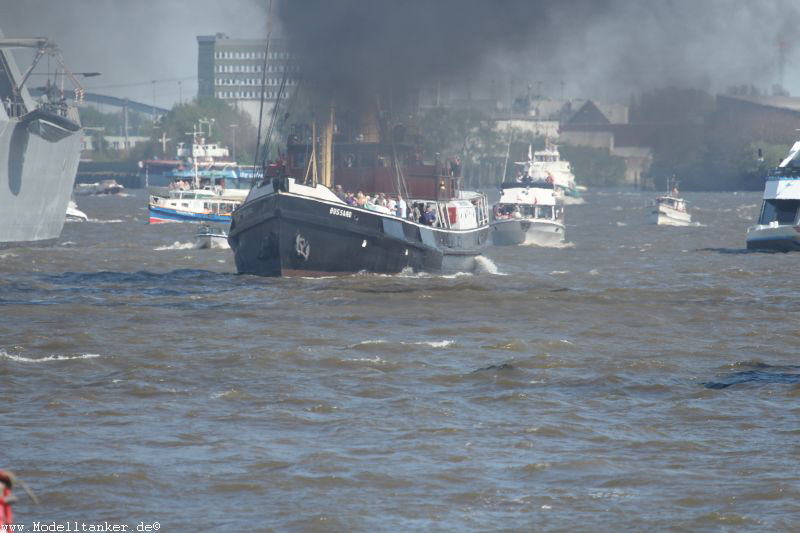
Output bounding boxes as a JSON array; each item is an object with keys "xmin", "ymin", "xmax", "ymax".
[{"xmin": 197, "ymin": 33, "xmax": 298, "ymax": 127}]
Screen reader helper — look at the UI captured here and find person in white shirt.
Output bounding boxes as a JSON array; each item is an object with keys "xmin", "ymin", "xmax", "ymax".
[{"xmin": 396, "ymin": 196, "xmax": 407, "ymax": 219}]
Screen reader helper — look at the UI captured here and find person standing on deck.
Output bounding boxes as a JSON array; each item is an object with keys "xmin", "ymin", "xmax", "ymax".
[{"xmin": 396, "ymin": 196, "xmax": 407, "ymax": 219}]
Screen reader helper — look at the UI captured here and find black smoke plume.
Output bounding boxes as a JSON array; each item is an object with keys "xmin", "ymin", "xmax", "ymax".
[
  {"xmin": 277, "ymin": 0, "xmax": 609, "ymax": 107},
  {"xmin": 277, "ymin": 0, "xmax": 800, "ymax": 106}
]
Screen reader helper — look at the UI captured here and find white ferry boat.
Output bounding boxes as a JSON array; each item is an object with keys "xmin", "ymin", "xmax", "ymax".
[
  {"xmin": 491, "ymin": 178, "xmax": 565, "ymax": 246},
  {"xmin": 520, "ymin": 142, "xmax": 583, "ymax": 205},
  {"xmin": 746, "ymin": 141, "xmax": 800, "ymax": 251}
]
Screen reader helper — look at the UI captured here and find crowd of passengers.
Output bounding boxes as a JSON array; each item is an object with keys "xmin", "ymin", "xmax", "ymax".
[
  {"xmin": 168, "ymin": 180, "xmax": 193, "ymax": 191},
  {"xmin": 334, "ymin": 184, "xmax": 438, "ymax": 225},
  {"xmin": 494, "ymin": 204, "xmax": 557, "ymax": 220}
]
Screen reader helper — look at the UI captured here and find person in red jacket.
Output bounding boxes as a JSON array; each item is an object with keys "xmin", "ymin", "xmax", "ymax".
[{"xmin": 0, "ymin": 470, "xmax": 14, "ymax": 528}]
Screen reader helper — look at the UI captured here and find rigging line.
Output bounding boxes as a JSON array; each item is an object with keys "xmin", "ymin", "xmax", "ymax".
[
  {"xmin": 502, "ymin": 129, "xmax": 513, "ymax": 183},
  {"xmin": 252, "ymin": 0, "xmax": 274, "ymax": 186},
  {"xmin": 260, "ymin": 53, "xmax": 292, "ymax": 167},
  {"xmin": 87, "ymin": 75, "xmax": 195, "ymax": 90}
]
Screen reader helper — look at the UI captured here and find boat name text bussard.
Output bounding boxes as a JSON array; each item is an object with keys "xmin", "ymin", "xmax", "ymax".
[{"xmin": 329, "ymin": 207, "xmax": 353, "ymax": 218}]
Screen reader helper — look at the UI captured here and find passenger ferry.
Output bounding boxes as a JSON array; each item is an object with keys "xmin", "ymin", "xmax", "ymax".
[
  {"xmin": 145, "ymin": 123, "xmax": 257, "ymax": 224},
  {"xmin": 148, "ymin": 187, "xmax": 239, "ymax": 224},
  {"xmin": 746, "ymin": 141, "xmax": 800, "ymax": 251},
  {"xmin": 521, "ymin": 141, "xmax": 583, "ymax": 204},
  {"xmin": 491, "ymin": 178, "xmax": 565, "ymax": 246}
]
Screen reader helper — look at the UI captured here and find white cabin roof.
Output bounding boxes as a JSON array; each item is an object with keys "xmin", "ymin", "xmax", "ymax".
[{"xmin": 498, "ymin": 185, "xmax": 557, "ymax": 206}]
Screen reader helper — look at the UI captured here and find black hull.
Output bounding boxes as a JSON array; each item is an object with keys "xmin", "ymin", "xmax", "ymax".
[
  {"xmin": 746, "ymin": 239, "xmax": 800, "ymax": 252},
  {"xmin": 228, "ymin": 192, "xmax": 489, "ymax": 276}
]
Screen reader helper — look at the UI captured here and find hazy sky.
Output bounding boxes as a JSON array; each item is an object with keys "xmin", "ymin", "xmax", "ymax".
[
  {"xmin": 0, "ymin": 0, "xmax": 268, "ymax": 107},
  {"xmin": 2, "ymin": 0, "xmax": 799, "ymax": 109}
]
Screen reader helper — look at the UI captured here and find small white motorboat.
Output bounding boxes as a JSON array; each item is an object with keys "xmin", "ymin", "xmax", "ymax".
[
  {"xmin": 65, "ymin": 199, "xmax": 88, "ymax": 221},
  {"xmin": 195, "ymin": 225, "xmax": 230, "ymax": 249},
  {"xmin": 646, "ymin": 180, "xmax": 691, "ymax": 226}
]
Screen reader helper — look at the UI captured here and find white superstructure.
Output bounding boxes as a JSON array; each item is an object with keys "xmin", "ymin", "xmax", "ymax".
[
  {"xmin": 646, "ymin": 194, "xmax": 691, "ymax": 226},
  {"xmin": 516, "ymin": 141, "xmax": 583, "ymax": 205},
  {"xmin": 746, "ymin": 140, "xmax": 800, "ymax": 251},
  {"xmin": 491, "ymin": 181, "xmax": 565, "ymax": 246}
]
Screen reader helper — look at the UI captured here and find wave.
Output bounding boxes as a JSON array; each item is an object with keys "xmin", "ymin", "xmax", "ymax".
[
  {"xmin": 0, "ymin": 350, "xmax": 103, "ymax": 363},
  {"xmin": 474, "ymin": 256, "xmax": 504, "ymax": 275},
  {"xmin": 349, "ymin": 339, "xmax": 455, "ymax": 349},
  {"xmin": 522, "ymin": 240, "xmax": 575, "ymax": 249},
  {"xmin": 88, "ymin": 219, "xmax": 124, "ymax": 224},
  {"xmin": 154, "ymin": 241, "xmax": 196, "ymax": 251},
  {"xmin": 703, "ymin": 361, "xmax": 800, "ymax": 389},
  {"xmin": 41, "ymin": 268, "xmax": 228, "ymax": 285},
  {"xmin": 344, "ymin": 356, "xmax": 387, "ymax": 364}
]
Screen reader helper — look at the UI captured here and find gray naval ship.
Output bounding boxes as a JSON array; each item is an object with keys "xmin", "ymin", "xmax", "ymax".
[{"xmin": 0, "ymin": 31, "xmax": 82, "ymax": 245}]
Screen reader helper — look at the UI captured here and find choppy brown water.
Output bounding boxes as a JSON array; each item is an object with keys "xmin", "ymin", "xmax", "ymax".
[{"xmin": 2, "ymin": 189, "xmax": 799, "ymax": 532}]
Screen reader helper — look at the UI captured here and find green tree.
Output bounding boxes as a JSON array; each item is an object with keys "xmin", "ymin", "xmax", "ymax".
[
  {"xmin": 417, "ymin": 107, "xmax": 490, "ymax": 161},
  {"xmin": 154, "ymin": 97, "xmax": 257, "ymax": 163},
  {"xmin": 560, "ymin": 145, "xmax": 626, "ymax": 187}
]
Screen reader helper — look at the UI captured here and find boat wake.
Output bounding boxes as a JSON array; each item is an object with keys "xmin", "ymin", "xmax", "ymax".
[
  {"xmin": 474, "ymin": 255, "xmax": 505, "ymax": 275},
  {"xmin": 703, "ymin": 361, "xmax": 800, "ymax": 389},
  {"xmin": 522, "ymin": 240, "xmax": 575, "ymax": 249},
  {"xmin": 154, "ymin": 241, "xmax": 197, "ymax": 251},
  {"xmin": 349, "ymin": 339, "xmax": 455, "ymax": 349},
  {"xmin": 696, "ymin": 247, "xmax": 758, "ymax": 255},
  {"xmin": 0, "ymin": 350, "xmax": 103, "ymax": 363}
]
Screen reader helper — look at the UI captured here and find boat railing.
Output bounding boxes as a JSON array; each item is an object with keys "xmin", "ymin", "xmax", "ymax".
[
  {"xmin": 435, "ymin": 203, "xmax": 451, "ymax": 230},
  {"xmin": 2, "ymin": 97, "xmax": 26, "ymax": 118},
  {"xmin": 767, "ymin": 167, "xmax": 800, "ymax": 180},
  {"xmin": 476, "ymin": 195, "xmax": 490, "ymax": 226}
]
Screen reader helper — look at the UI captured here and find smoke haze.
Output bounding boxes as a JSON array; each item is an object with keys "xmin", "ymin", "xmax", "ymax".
[
  {"xmin": 1, "ymin": 0, "xmax": 798, "ymax": 109},
  {"xmin": 279, "ymin": 0, "xmax": 800, "ymax": 104}
]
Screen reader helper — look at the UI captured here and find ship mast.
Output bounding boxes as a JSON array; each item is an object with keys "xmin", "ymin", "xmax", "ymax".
[{"xmin": 321, "ymin": 103, "xmax": 334, "ymax": 188}]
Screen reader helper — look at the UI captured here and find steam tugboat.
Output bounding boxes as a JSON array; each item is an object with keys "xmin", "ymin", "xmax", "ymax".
[{"xmin": 228, "ymin": 116, "xmax": 490, "ymax": 276}]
